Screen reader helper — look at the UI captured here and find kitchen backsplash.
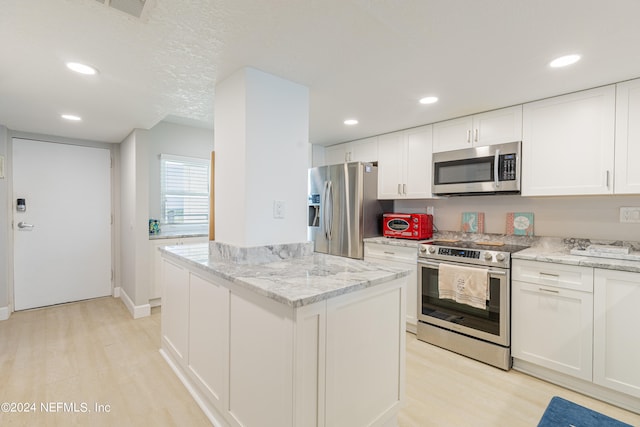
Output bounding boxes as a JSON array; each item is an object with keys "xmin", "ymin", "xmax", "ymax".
[{"xmin": 395, "ymin": 194, "xmax": 640, "ymax": 242}]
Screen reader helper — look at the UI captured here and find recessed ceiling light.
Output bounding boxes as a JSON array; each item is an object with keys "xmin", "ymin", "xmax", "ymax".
[
  {"xmin": 66, "ymin": 62, "xmax": 98, "ymax": 75},
  {"xmin": 549, "ymin": 54, "xmax": 581, "ymax": 68},
  {"xmin": 344, "ymin": 119, "xmax": 358, "ymax": 125},
  {"xmin": 419, "ymin": 96, "xmax": 439, "ymax": 105},
  {"xmin": 61, "ymin": 114, "xmax": 82, "ymax": 121}
]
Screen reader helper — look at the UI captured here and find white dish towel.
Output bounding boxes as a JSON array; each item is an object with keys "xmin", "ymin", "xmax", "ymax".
[{"xmin": 438, "ymin": 263, "xmax": 489, "ymax": 310}]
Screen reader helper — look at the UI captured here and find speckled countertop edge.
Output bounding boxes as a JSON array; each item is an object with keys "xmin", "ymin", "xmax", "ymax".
[{"xmin": 159, "ymin": 243, "xmax": 412, "ymax": 308}]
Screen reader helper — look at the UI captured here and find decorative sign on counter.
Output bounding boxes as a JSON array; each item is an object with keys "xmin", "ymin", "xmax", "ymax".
[
  {"xmin": 506, "ymin": 212, "xmax": 534, "ymax": 236},
  {"xmin": 461, "ymin": 212, "xmax": 484, "ymax": 233}
]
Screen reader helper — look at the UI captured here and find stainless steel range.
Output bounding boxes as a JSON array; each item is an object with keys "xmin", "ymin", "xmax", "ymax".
[{"xmin": 416, "ymin": 240, "xmax": 528, "ymax": 370}]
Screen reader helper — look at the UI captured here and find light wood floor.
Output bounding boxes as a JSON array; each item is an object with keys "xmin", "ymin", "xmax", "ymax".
[{"xmin": 0, "ymin": 297, "xmax": 638, "ymax": 427}]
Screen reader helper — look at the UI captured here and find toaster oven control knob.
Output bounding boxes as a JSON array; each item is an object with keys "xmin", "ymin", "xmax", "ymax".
[
  {"xmin": 496, "ymin": 253, "xmax": 506, "ymax": 262},
  {"xmin": 483, "ymin": 252, "xmax": 493, "ymax": 261},
  {"xmin": 428, "ymin": 246, "xmax": 436, "ymax": 254},
  {"xmin": 419, "ymin": 246, "xmax": 427, "ymax": 253}
]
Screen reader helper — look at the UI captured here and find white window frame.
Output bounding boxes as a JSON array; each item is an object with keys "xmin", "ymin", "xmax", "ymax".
[{"xmin": 160, "ymin": 154, "xmax": 210, "ymax": 227}]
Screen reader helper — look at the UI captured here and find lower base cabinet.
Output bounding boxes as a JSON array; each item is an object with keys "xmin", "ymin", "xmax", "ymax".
[
  {"xmin": 365, "ymin": 242, "xmax": 418, "ymax": 333},
  {"xmin": 512, "ymin": 260, "xmax": 594, "ymax": 381},
  {"xmin": 594, "ymin": 268, "xmax": 640, "ymax": 399},
  {"xmin": 512, "ymin": 259, "xmax": 640, "ymax": 410},
  {"xmin": 160, "ymin": 256, "xmax": 405, "ymax": 427}
]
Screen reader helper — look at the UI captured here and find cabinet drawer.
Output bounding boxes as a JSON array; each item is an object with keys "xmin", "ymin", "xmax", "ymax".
[
  {"xmin": 512, "ymin": 259, "xmax": 593, "ymax": 292},
  {"xmin": 364, "ymin": 243, "xmax": 417, "ymax": 263}
]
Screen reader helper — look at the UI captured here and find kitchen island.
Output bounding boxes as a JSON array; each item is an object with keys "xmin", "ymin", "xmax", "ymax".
[{"xmin": 158, "ymin": 242, "xmax": 410, "ymax": 427}]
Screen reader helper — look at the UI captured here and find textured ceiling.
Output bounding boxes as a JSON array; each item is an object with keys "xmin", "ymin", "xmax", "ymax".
[{"xmin": 1, "ymin": 0, "xmax": 640, "ymax": 145}]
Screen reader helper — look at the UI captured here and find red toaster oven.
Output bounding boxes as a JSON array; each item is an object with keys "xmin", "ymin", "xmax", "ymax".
[{"xmin": 383, "ymin": 213, "xmax": 433, "ymax": 240}]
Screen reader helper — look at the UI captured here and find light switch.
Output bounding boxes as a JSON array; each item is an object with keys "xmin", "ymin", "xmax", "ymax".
[{"xmin": 273, "ymin": 200, "xmax": 285, "ymax": 219}]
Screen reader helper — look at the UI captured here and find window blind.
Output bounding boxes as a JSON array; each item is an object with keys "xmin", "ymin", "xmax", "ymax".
[{"xmin": 160, "ymin": 154, "xmax": 209, "ymax": 225}]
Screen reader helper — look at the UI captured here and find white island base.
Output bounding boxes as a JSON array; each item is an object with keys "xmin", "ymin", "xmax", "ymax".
[{"xmin": 159, "ymin": 248, "xmax": 406, "ymax": 427}]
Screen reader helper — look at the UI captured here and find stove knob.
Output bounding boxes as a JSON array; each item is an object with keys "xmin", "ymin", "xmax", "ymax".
[
  {"xmin": 419, "ymin": 246, "xmax": 427, "ymax": 253},
  {"xmin": 496, "ymin": 253, "xmax": 506, "ymax": 262},
  {"xmin": 483, "ymin": 252, "xmax": 493, "ymax": 261},
  {"xmin": 428, "ymin": 246, "xmax": 436, "ymax": 254}
]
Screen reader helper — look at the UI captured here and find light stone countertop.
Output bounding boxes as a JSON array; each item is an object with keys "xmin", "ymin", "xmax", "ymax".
[
  {"xmin": 512, "ymin": 237, "xmax": 640, "ymax": 274},
  {"xmin": 367, "ymin": 233, "xmax": 640, "ymax": 274},
  {"xmin": 149, "ymin": 229, "xmax": 208, "ymax": 240},
  {"xmin": 363, "ymin": 236, "xmax": 432, "ymax": 248},
  {"xmin": 159, "ymin": 243, "xmax": 412, "ymax": 308}
]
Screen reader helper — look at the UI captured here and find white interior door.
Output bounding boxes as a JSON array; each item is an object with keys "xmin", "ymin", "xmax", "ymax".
[{"xmin": 13, "ymin": 138, "xmax": 112, "ymax": 310}]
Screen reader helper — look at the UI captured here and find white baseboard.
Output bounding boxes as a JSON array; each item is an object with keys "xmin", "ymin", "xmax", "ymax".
[
  {"xmin": 0, "ymin": 306, "xmax": 10, "ymax": 321},
  {"xmin": 119, "ymin": 287, "xmax": 151, "ymax": 319},
  {"xmin": 160, "ymin": 348, "xmax": 227, "ymax": 427},
  {"xmin": 113, "ymin": 286, "xmax": 121, "ymax": 298}
]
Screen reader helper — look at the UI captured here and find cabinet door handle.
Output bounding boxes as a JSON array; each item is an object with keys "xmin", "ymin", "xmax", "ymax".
[
  {"xmin": 398, "ymin": 184, "xmax": 402, "ymax": 195},
  {"xmin": 466, "ymin": 129, "xmax": 471, "ymax": 143},
  {"xmin": 605, "ymin": 170, "xmax": 610, "ymax": 188},
  {"xmin": 539, "ymin": 272, "xmax": 560, "ymax": 279},
  {"xmin": 539, "ymin": 287, "xmax": 560, "ymax": 294},
  {"xmin": 403, "ymin": 184, "xmax": 407, "ymax": 195},
  {"xmin": 383, "ymin": 251, "xmax": 396, "ymax": 255},
  {"xmin": 474, "ymin": 128, "xmax": 479, "ymax": 142}
]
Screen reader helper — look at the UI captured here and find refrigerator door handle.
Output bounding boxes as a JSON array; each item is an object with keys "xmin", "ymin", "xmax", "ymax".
[{"xmin": 326, "ymin": 180, "xmax": 334, "ymax": 240}]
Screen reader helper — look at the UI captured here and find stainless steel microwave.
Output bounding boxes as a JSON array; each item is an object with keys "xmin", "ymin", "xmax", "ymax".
[{"xmin": 432, "ymin": 141, "xmax": 521, "ymax": 196}]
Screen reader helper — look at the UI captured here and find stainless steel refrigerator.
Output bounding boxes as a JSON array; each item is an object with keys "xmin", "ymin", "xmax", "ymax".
[{"xmin": 308, "ymin": 162, "xmax": 384, "ymax": 259}]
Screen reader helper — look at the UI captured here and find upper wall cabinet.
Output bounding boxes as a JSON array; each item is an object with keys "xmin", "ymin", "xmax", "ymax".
[
  {"xmin": 615, "ymin": 79, "xmax": 640, "ymax": 194},
  {"xmin": 324, "ymin": 136, "xmax": 378, "ymax": 166},
  {"xmin": 432, "ymin": 105, "xmax": 523, "ymax": 153},
  {"xmin": 522, "ymin": 86, "xmax": 616, "ymax": 197},
  {"xmin": 378, "ymin": 125, "xmax": 432, "ymax": 199}
]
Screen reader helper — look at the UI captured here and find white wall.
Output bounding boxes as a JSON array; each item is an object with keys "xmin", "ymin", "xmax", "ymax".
[
  {"xmin": 0, "ymin": 126, "xmax": 8, "ymax": 316},
  {"xmin": 119, "ymin": 129, "xmax": 150, "ymax": 309},
  {"xmin": 215, "ymin": 67, "xmax": 309, "ymax": 247},
  {"xmin": 147, "ymin": 121, "xmax": 213, "ymax": 223},
  {"xmin": 396, "ymin": 194, "xmax": 640, "ymax": 241}
]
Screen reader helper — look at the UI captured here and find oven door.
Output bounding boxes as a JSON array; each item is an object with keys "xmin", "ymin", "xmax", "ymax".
[{"xmin": 417, "ymin": 259, "xmax": 510, "ymax": 346}]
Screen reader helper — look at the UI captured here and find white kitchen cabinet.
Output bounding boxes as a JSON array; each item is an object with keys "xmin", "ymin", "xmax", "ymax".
[
  {"xmin": 323, "ymin": 136, "xmax": 378, "ymax": 165},
  {"xmin": 512, "ymin": 260, "xmax": 594, "ymax": 381},
  {"xmin": 161, "ymin": 259, "xmax": 190, "ymax": 366},
  {"xmin": 377, "ymin": 125, "xmax": 432, "ymax": 199},
  {"xmin": 160, "ymin": 254, "xmax": 405, "ymax": 427},
  {"xmin": 432, "ymin": 105, "xmax": 522, "ymax": 152},
  {"xmin": 365, "ymin": 242, "xmax": 418, "ymax": 333},
  {"xmin": 522, "ymin": 85, "xmax": 616, "ymax": 196},
  {"xmin": 149, "ymin": 236, "xmax": 207, "ymax": 303},
  {"xmin": 615, "ymin": 79, "xmax": 640, "ymax": 194},
  {"xmin": 593, "ymin": 268, "xmax": 640, "ymax": 398},
  {"xmin": 188, "ymin": 272, "xmax": 229, "ymax": 407}
]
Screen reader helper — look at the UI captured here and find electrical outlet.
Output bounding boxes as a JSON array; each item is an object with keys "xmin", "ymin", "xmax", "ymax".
[
  {"xmin": 273, "ymin": 200, "xmax": 285, "ymax": 219},
  {"xmin": 620, "ymin": 207, "xmax": 640, "ymax": 223}
]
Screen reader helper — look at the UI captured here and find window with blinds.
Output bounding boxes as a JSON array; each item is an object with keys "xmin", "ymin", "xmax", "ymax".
[{"xmin": 160, "ymin": 154, "xmax": 209, "ymax": 225}]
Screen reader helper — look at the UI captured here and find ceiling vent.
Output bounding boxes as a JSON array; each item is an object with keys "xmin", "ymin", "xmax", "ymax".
[{"xmin": 93, "ymin": 0, "xmax": 154, "ymax": 20}]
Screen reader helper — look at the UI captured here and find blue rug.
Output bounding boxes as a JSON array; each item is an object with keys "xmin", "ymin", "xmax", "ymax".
[{"xmin": 538, "ymin": 396, "xmax": 633, "ymax": 427}]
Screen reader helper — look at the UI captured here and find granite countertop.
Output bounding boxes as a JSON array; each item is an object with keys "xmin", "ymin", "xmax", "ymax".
[
  {"xmin": 364, "ymin": 236, "xmax": 432, "ymax": 248},
  {"xmin": 512, "ymin": 237, "xmax": 640, "ymax": 274},
  {"xmin": 149, "ymin": 229, "xmax": 209, "ymax": 240},
  {"xmin": 159, "ymin": 243, "xmax": 412, "ymax": 308},
  {"xmin": 367, "ymin": 233, "xmax": 640, "ymax": 274}
]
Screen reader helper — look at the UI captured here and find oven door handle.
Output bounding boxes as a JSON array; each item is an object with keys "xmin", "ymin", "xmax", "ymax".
[{"xmin": 418, "ymin": 259, "xmax": 507, "ymax": 276}]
